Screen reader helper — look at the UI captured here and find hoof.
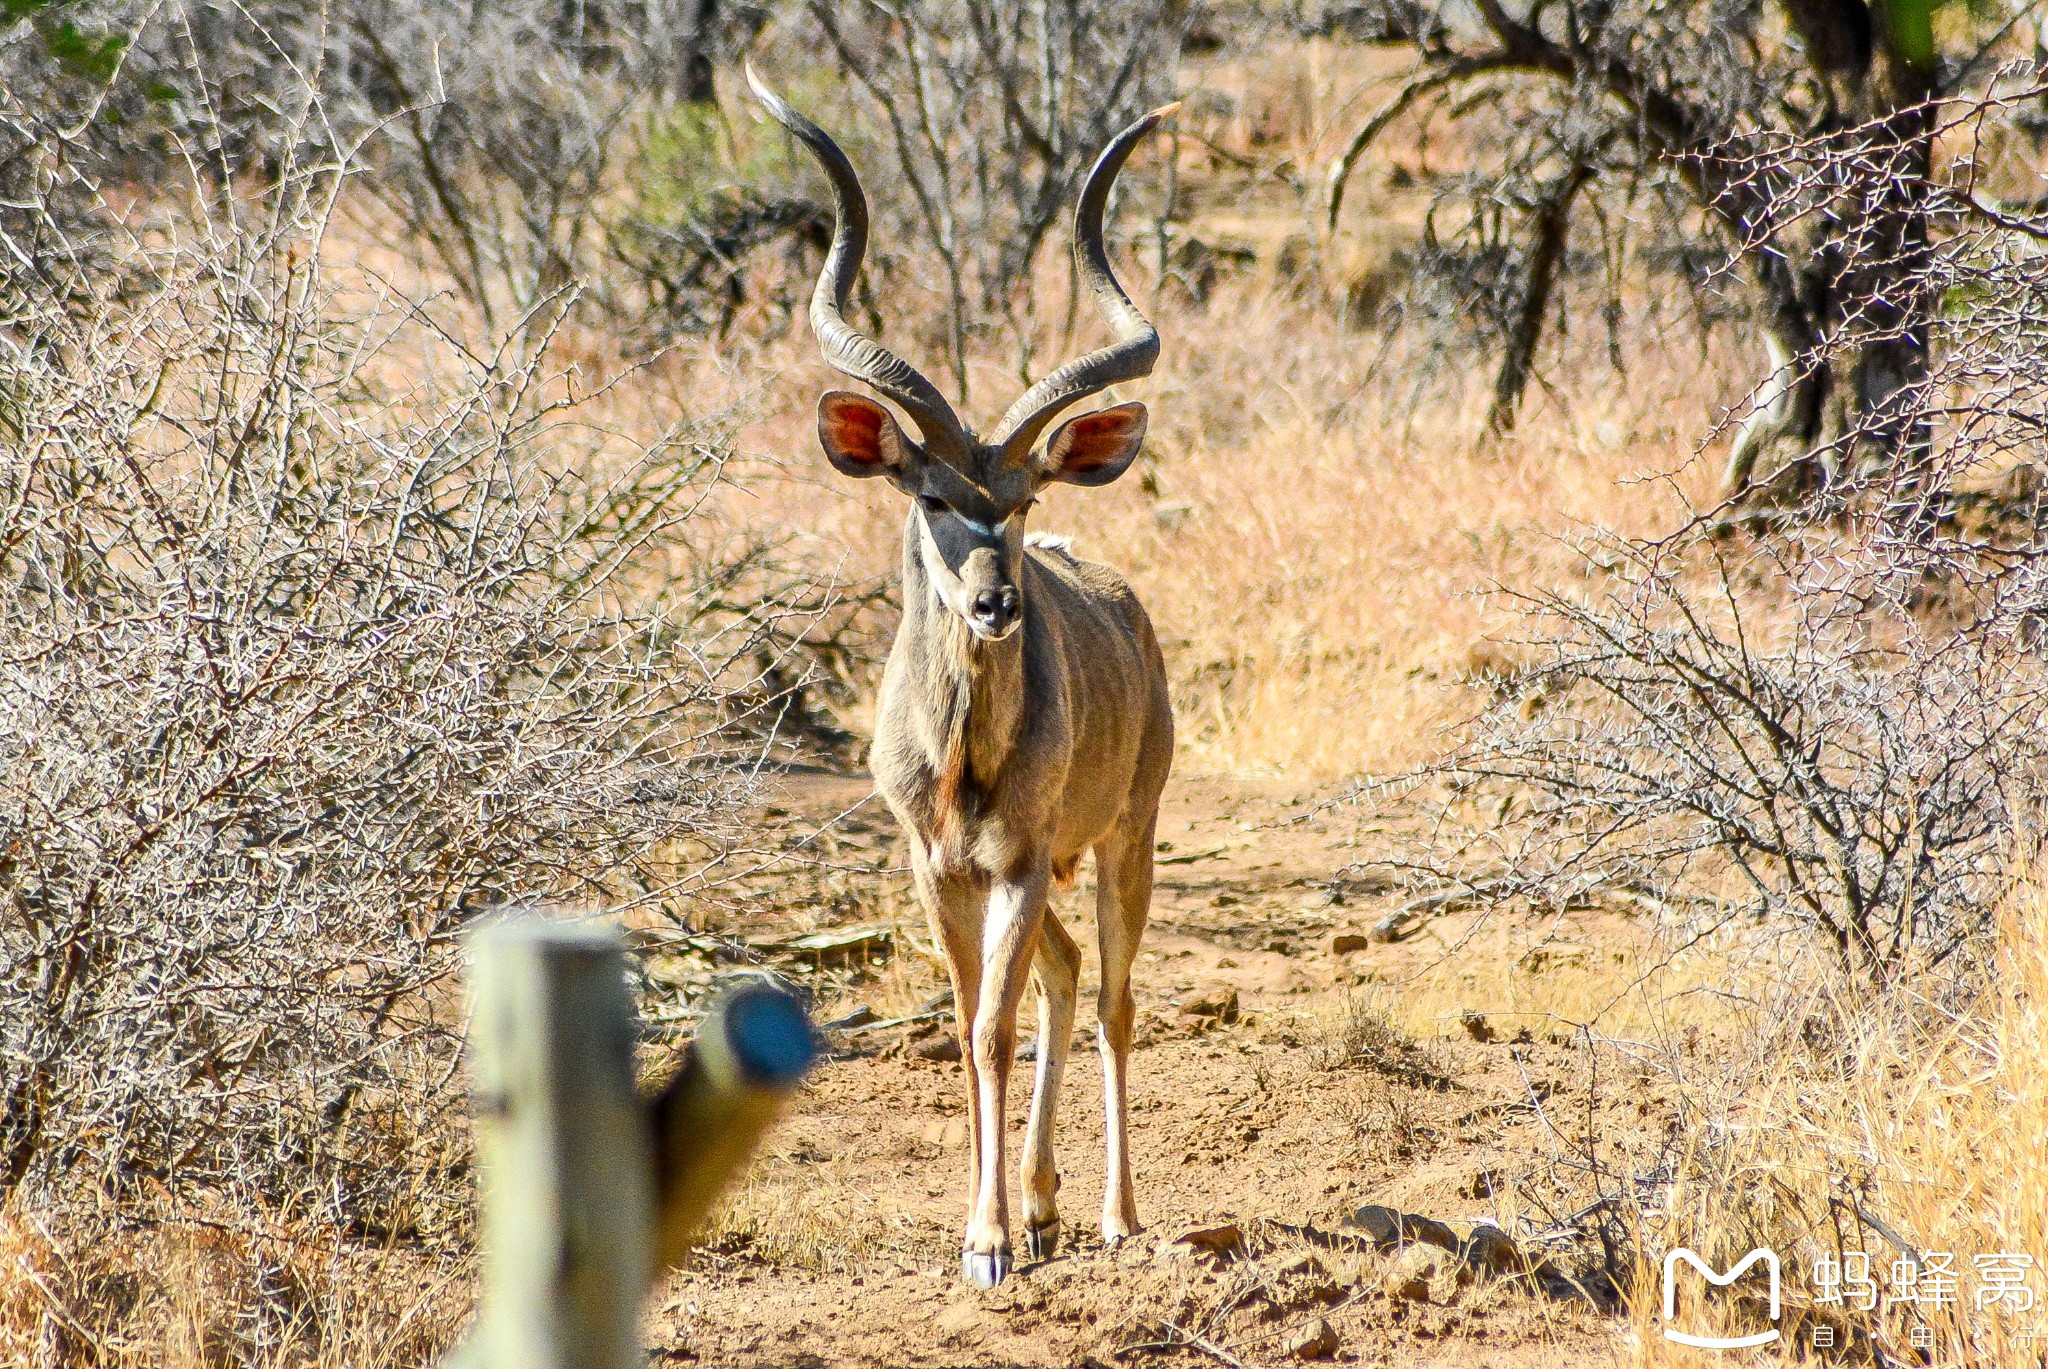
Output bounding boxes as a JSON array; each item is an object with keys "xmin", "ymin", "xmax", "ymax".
[
  {"xmin": 1023, "ymin": 1220, "xmax": 1061, "ymax": 1261},
  {"xmin": 962, "ymin": 1247, "xmax": 1012, "ymax": 1287}
]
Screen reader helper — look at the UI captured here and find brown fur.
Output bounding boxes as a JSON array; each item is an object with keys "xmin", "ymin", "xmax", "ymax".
[{"xmin": 872, "ymin": 506, "xmax": 1173, "ymax": 1286}]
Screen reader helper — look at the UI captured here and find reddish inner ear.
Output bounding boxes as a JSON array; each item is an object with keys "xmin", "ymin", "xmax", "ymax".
[
  {"xmin": 820, "ymin": 394, "xmax": 890, "ymax": 467},
  {"xmin": 1046, "ymin": 404, "xmax": 1146, "ymax": 481}
]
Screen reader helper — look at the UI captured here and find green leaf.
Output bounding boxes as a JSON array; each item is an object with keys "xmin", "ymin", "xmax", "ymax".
[
  {"xmin": 44, "ymin": 21, "xmax": 128, "ymax": 83},
  {"xmin": 1878, "ymin": 0, "xmax": 1936, "ymax": 73}
]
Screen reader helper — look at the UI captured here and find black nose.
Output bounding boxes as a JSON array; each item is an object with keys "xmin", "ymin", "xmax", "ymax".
[{"xmin": 970, "ymin": 587, "xmax": 1019, "ymax": 632}]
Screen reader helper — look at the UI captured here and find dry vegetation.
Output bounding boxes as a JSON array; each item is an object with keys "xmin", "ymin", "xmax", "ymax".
[
  {"xmin": 5, "ymin": 2, "xmax": 2048, "ymax": 1366},
  {"xmin": 1625, "ymin": 866, "xmax": 2048, "ymax": 1364},
  {"xmin": 716, "ymin": 267, "xmax": 1713, "ymax": 781}
]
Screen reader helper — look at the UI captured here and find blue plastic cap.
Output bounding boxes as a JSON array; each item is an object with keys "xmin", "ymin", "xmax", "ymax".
[{"xmin": 723, "ymin": 982, "xmax": 818, "ymax": 1088}]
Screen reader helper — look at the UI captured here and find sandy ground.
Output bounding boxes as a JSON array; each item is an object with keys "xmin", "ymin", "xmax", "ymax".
[{"xmin": 647, "ymin": 772, "xmax": 1666, "ymax": 1367}]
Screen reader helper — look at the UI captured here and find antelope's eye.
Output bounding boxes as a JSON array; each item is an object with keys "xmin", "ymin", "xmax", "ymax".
[{"xmin": 921, "ymin": 495, "xmax": 948, "ymax": 514}]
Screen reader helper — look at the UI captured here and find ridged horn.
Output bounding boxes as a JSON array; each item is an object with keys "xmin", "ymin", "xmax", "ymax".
[
  {"xmin": 746, "ymin": 63, "xmax": 969, "ymax": 457},
  {"xmin": 990, "ymin": 103, "xmax": 1178, "ymax": 462}
]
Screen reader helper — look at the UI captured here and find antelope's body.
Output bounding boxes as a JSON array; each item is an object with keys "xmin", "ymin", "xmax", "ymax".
[
  {"xmin": 748, "ymin": 67, "xmax": 1177, "ymax": 1286},
  {"xmin": 877, "ymin": 522, "xmax": 1172, "ymax": 1280},
  {"xmin": 875, "ymin": 523, "xmax": 1172, "ymax": 877}
]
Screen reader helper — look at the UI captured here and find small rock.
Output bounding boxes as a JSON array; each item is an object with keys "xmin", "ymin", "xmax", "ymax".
[
  {"xmin": 1179, "ymin": 987, "xmax": 1240, "ymax": 1023},
  {"xmin": 1382, "ymin": 1244, "xmax": 1457, "ymax": 1302},
  {"xmin": 1459, "ymin": 1222, "xmax": 1523, "ymax": 1277},
  {"xmin": 1284, "ymin": 1317, "xmax": 1340, "ymax": 1359},
  {"xmin": 914, "ymin": 1035, "xmax": 962, "ymax": 1063},
  {"xmin": 1347, "ymin": 1205, "xmax": 1400, "ymax": 1246},
  {"xmin": 1460, "ymin": 1010, "xmax": 1495, "ymax": 1042},
  {"xmin": 1346, "ymin": 1205, "xmax": 1460, "ymax": 1253},
  {"xmin": 1172, "ymin": 1223, "xmax": 1244, "ymax": 1258},
  {"xmin": 1330, "ymin": 933, "xmax": 1370, "ymax": 955}
]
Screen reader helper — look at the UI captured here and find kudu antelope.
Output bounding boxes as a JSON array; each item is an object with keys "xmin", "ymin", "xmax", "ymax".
[{"xmin": 749, "ymin": 68, "xmax": 1176, "ymax": 1288}]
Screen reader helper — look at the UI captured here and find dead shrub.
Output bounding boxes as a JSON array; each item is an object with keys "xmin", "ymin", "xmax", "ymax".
[
  {"xmin": 0, "ymin": 87, "xmax": 792, "ymax": 1246},
  {"xmin": 1305, "ymin": 987, "xmax": 1426, "ymax": 1077},
  {"xmin": 1371, "ymin": 84, "xmax": 2048, "ymax": 986},
  {"xmin": 1624, "ymin": 866, "xmax": 2048, "ymax": 1362}
]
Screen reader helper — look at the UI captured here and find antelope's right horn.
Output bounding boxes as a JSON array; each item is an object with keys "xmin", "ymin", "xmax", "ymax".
[{"xmin": 746, "ymin": 63, "xmax": 970, "ymax": 460}]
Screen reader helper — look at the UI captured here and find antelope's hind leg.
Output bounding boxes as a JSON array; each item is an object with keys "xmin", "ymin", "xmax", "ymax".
[
  {"xmin": 1020, "ymin": 911, "xmax": 1079, "ymax": 1261},
  {"xmin": 1093, "ymin": 817, "xmax": 1155, "ymax": 1245}
]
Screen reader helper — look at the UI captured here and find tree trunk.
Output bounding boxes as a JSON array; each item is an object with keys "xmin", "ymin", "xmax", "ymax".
[
  {"xmin": 679, "ymin": 0, "xmax": 719, "ymax": 105},
  {"xmin": 1727, "ymin": 35, "xmax": 1935, "ymax": 505},
  {"xmin": 1840, "ymin": 82, "xmax": 1935, "ymax": 488},
  {"xmin": 1723, "ymin": 254, "xmax": 1832, "ymax": 496},
  {"xmin": 1488, "ymin": 165, "xmax": 1590, "ymax": 435}
]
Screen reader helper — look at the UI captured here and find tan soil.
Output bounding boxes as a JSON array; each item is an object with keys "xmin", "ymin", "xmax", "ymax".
[{"xmin": 650, "ymin": 772, "xmax": 1658, "ymax": 1367}]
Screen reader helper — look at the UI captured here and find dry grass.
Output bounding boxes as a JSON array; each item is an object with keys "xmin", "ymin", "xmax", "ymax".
[
  {"xmin": 1373, "ymin": 903, "xmax": 1801, "ymax": 1046},
  {"xmin": 698, "ymin": 1168, "xmax": 948, "ymax": 1276},
  {"xmin": 1616, "ymin": 868, "xmax": 2048, "ymax": 1364},
  {"xmin": 0, "ymin": 1205, "xmax": 468, "ymax": 1369}
]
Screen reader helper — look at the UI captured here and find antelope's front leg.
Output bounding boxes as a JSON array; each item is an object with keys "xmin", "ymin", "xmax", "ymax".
[
  {"xmin": 913, "ymin": 858, "xmax": 987, "ymax": 1232},
  {"xmin": 962, "ymin": 859, "xmax": 1050, "ymax": 1287}
]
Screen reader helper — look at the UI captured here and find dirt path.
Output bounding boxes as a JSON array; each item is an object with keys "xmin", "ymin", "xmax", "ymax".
[{"xmin": 648, "ymin": 773, "xmax": 1649, "ymax": 1367}]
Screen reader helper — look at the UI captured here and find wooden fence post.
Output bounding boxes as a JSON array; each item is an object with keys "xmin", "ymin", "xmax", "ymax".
[{"xmin": 459, "ymin": 921, "xmax": 650, "ymax": 1369}]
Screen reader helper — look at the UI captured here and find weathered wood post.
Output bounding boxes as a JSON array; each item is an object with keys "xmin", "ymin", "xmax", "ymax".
[
  {"xmin": 447, "ymin": 919, "xmax": 817, "ymax": 1369},
  {"xmin": 461, "ymin": 922, "xmax": 650, "ymax": 1369}
]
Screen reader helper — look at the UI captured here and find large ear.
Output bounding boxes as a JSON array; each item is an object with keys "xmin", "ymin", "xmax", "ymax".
[
  {"xmin": 1041, "ymin": 402, "xmax": 1147, "ymax": 487},
  {"xmin": 818, "ymin": 391, "xmax": 918, "ymax": 481}
]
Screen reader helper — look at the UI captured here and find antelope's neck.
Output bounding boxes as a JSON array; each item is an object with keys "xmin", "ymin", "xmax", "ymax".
[{"xmin": 897, "ymin": 513, "xmax": 1026, "ymax": 789}]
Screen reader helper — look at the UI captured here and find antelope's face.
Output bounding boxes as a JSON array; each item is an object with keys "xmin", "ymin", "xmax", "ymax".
[{"xmin": 817, "ymin": 394, "xmax": 1147, "ymax": 641}]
